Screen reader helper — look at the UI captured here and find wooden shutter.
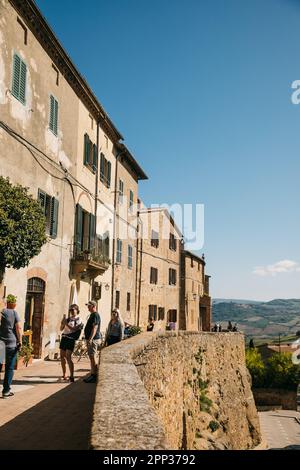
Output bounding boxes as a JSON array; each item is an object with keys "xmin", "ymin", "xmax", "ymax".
[
  {"xmin": 84, "ymin": 134, "xmax": 89, "ymax": 165},
  {"xmin": 19, "ymin": 60, "xmax": 27, "ymax": 104},
  {"xmin": 93, "ymin": 144, "xmax": 98, "ymax": 173},
  {"xmin": 50, "ymin": 197, "xmax": 59, "ymax": 238},
  {"xmin": 107, "ymin": 160, "xmax": 111, "ymax": 188},
  {"xmin": 49, "ymin": 95, "xmax": 58, "ymax": 135},
  {"xmin": 127, "ymin": 293, "xmax": 130, "ymax": 311},
  {"xmin": 75, "ymin": 204, "xmax": 83, "ymax": 253},
  {"xmin": 100, "ymin": 153, "xmax": 105, "ymax": 182},
  {"xmin": 89, "ymin": 213, "xmax": 96, "ymax": 250},
  {"xmin": 12, "ymin": 54, "xmax": 26, "ymax": 104}
]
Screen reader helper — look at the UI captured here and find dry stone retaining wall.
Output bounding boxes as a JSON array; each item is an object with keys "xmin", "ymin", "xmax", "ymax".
[{"xmin": 90, "ymin": 331, "xmax": 261, "ymax": 450}]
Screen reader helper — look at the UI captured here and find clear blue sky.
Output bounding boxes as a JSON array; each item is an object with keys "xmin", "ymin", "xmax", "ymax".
[{"xmin": 36, "ymin": 0, "xmax": 300, "ymax": 301}]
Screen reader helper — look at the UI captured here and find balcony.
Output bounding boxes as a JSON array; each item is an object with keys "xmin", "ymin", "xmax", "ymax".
[{"xmin": 71, "ymin": 237, "xmax": 110, "ymax": 277}]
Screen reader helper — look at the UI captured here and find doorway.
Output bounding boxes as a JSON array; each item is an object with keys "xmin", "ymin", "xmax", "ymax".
[{"xmin": 24, "ymin": 277, "xmax": 46, "ymax": 358}]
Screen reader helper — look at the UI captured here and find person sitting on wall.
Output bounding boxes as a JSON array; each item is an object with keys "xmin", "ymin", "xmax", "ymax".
[{"xmin": 147, "ymin": 317, "xmax": 155, "ymax": 332}]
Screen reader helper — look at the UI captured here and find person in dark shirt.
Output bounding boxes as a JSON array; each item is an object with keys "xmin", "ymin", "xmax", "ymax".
[{"xmin": 83, "ymin": 301, "xmax": 101, "ymax": 383}]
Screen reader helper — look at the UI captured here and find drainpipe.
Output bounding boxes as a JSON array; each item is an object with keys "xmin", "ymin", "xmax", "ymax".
[
  {"xmin": 94, "ymin": 121, "xmax": 100, "ymax": 237},
  {"xmin": 110, "ymin": 149, "xmax": 125, "ymax": 311}
]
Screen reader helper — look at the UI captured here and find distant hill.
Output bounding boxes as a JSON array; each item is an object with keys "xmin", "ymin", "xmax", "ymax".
[{"xmin": 212, "ymin": 298, "xmax": 300, "ymax": 338}]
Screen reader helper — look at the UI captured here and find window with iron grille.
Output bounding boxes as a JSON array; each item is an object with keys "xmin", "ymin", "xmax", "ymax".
[
  {"xmin": 158, "ymin": 307, "xmax": 165, "ymax": 320},
  {"xmin": 100, "ymin": 153, "xmax": 111, "ymax": 188},
  {"xmin": 150, "ymin": 267, "xmax": 158, "ymax": 284},
  {"xmin": 49, "ymin": 95, "xmax": 58, "ymax": 136},
  {"xmin": 169, "ymin": 268, "xmax": 177, "ymax": 286},
  {"xmin": 148, "ymin": 305, "xmax": 157, "ymax": 321},
  {"xmin": 151, "ymin": 230, "xmax": 159, "ymax": 248},
  {"xmin": 38, "ymin": 189, "xmax": 59, "ymax": 239},
  {"xmin": 12, "ymin": 53, "xmax": 27, "ymax": 104},
  {"xmin": 169, "ymin": 233, "xmax": 177, "ymax": 251},
  {"xmin": 116, "ymin": 239, "xmax": 122, "ymax": 264},
  {"xmin": 27, "ymin": 277, "xmax": 45, "ymax": 293}
]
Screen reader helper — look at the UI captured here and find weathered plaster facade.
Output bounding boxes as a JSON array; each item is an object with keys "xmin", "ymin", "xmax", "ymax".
[
  {"xmin": 136, "ymin": 208, "xmax": 182, "ymax": 331},
  {"xmin": 0, "ymin": 0, "xmax": 147, "ymax": 355}
]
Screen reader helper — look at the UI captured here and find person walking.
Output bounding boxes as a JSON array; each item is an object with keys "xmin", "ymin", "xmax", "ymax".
[
  {"xmin": 105, "ymin": 309, "xmax": 124, "ymax": 346},
  {"xmin": 59, "ymin": 304, "xmax": 83, "ymax": 382},
  {"xmin": 0, "ymin": 297, "xmax": 22, "ymax": 398},
  {"xmin": 83, "ymin": 301, "xmax": 101, "ymax": 383}
]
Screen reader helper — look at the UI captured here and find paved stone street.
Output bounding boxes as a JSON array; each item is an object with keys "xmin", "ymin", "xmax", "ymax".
[
  {"xmin": 0, "ymin": 358, "xmax": 96, "ymax": 450},
  {"xmin": 259, "ymin": 410, "xmax": 300, "ymax": 450}
]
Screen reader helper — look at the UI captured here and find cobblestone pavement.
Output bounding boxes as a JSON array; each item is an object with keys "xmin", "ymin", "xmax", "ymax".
[
  {"xmin": 0, "ymin": 358, "xmax": 96, "ymax": 450},
  {"xmin": 259, "ymin": 410, "xmax": 300, "ymax": 450}
]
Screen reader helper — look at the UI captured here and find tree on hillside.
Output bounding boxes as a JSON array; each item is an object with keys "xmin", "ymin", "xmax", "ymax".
[
  {"xmin": 265, "ymin": 352, "xmax": 300, "ymax": 390},
  {"xmin": 296, "ymin": 330, "xmax": 300, "ymax": 337},
  {"xmin": 245, "ymin": 348, "xmax": 265, "ymax": 387},
  {"xmin": 0, "ymin": 176, "xmax": 47, "ymax": 282},
  {"xmin": 249, "ymin": 339, "xmax": 255, "ymax": 348}
]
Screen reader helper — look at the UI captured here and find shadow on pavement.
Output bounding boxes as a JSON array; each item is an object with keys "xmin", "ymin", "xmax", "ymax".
[{"xmin": 0, "ymin": 379, "xmax": 97, "ymax": 450}]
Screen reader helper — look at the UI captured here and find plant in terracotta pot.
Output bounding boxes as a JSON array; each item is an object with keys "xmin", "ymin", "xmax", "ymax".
[
  {"xmin": 17, "ymin": 343, "xmax": 33, "ymax": 367},
  {"xmin": 6, "ymin": 294, "xmax": 17, "ymax": 309}
]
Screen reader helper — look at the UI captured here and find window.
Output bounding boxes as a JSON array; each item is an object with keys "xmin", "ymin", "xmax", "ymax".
[
  {"xmin": 128, "ymin": 245, "xmax": 133, "ymax": 269},
  {"xmin": 116, "ymin": 239, "xmax": 122, "ymax": 264},
  {"xmin": 12, "ymin": 53, "xmax": 27, "ymax": 104},
  {"xmin": 49, "ymin": 95, "xmax": 58, "ymax": 136},
  {"xmin": 100, "ymin": 153, "xmax": 111, "ymax": 188},
  {"xmin": 129, "ymin": 190, "xmax": 134, "ymax": 212},
  {"xmin": 169, "ymin": 268, "xmax": 177, "ymax": 286},
  {"xmin": 150, "ymin": 267, "xmax": 158, "ymax": 284},
  {"xmin": 83, "ymin": 133, "xmax": 97, "ymax": 173},
  {"xmin": 74, "ymin": 204, "xmax": 95, "ymax": 253},
  {"xmin": 168, "ymin": 309, "xmax": 177, "ymax": 323},
  {"xmin": 118, "ymin": 179, "xmax": 124, "ymax": 203},
  {"xmin": 104, "ymin": 134, "xmax": 108, "ymax": 149},
  {"xmin": 158, "ymin": 307, "xmax": 165, "ymax": 321},
  {"xmin": 17, "ymin": 18, "xmax": 28, "ymax": 45},
  {"xmin": 97, "ymin": 232, "xmax": 109, "ymax": 259},
  {"xmin": 149, "ymin": 305, "xmax": 157, "ymax": 321},
  {"xmin": 38, "ymin": 189, "xmax": 59, "ymax": 239},
  {"xmin": 151, "ymin": 230, "xmax": 159, "ymax": 248},
  {"xmin": 169, "ymin": 233, "xmax": 177, "ymax": 251},
  {"xmin": 127, "ymin": 293, "xmax": 131, "ymax": 312},
  {"xmin": 191, "ymin": 258, "xmax": 194, "ymax": 268},
  {"xmin": 115, "ymin": 290, "xmax": 120, "ymax": 309},
  {"xmin": 52, "ymin": 64, "xmax": 59, "ymax": 86}
]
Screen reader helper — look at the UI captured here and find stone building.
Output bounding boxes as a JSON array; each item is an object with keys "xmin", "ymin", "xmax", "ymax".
[
  {"xmin": 0, "ymin": 0, "xmax": 147, "ymax": 357},
  {"xmin": 136, "ymin": 207, "xmax": 182, "ymax": 330},
  {"xmin": 179, "ymin": 250, "xmax": 211, "ymax": 331}
]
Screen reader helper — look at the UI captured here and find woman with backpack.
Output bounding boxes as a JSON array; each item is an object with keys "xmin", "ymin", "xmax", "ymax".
[{"xmin": 59, "ymin": 304, "xmax": 83, "ymax": 382}]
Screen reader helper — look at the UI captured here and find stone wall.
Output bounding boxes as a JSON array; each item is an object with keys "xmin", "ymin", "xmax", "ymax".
[
  {"xmin": 253, "ymin": 388, "xmax": 297, "ymax": 411},
  {"xmin": 90, "ymin": 331, "xmax": 261, "ymax": 450}
]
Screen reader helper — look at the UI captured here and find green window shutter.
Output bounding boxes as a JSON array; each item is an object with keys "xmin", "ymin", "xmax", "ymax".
[
  {"xmin": 49, "ymin": 95, "xmax": 58, "ymax": 135},
  {"xmin": 89, "ymin": 213, "xmax": 96, "ymax": 250},
  {"xmin": 105, "ymin": 235, "xmax": 109, "ymax": 258},
  {"xmin": 75, "ymin": 204, "xmax": 83, "ymax": 252},
  {"xmin": 38, "ymin": 189, "xmax": 46, "ymax": 215},
  {"xmin": 12, "ymin": 54, "xmax": 21, "ymax": 99},
  {"xmin": 107, "ymin": 160, "xmax": 111, "ymax": 188},
  {"xmin": 12, "ymin": 53, "xmax": 27, "ymax": 104},
  {"xmin": 93, "ymin": 145, "xmax": 98, "ymax": 173},
  {"xmin": 50, "ymin": 197, "xmax": 59, "ymax": 239},
  {"xmin": 100, "ymin": 153, "xmax": 105, "ymax": 182},
  {"xmin": 84, "ymin": 134, "xmax": 89, "ymax": 166}
]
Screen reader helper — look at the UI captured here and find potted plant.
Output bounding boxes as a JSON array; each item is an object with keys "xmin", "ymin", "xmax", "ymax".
[
  {"xmin": 6, "ymin": 294, "xmax": 17, "ymax": 309},
  {"xmin": 15, "ymin": 343, "xmax": 33, "ymax": 369}
]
